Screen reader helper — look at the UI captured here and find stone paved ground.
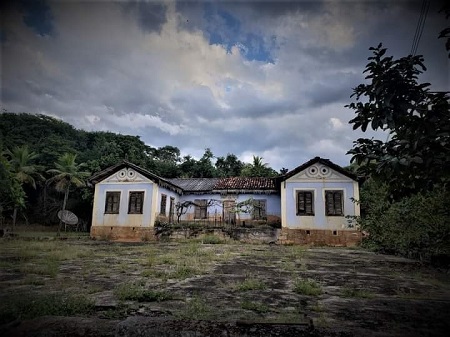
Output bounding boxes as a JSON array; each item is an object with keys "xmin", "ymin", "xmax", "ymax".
[{"xmin": 0, "ymin": 238, "xmax": 449, "ymax": 336}]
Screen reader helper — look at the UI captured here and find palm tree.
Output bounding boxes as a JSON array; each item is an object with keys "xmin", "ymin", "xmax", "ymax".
[
  {"xmin": 252, "ymin": 155, "xmax": 268, "ymax": 176},
  {"xmin": 47, "ymin": 153, "xmax": 90, "ymax": 235},
  {"xmin": 3, "ymin": 145, "xmax": 43, "ymax": 228}
]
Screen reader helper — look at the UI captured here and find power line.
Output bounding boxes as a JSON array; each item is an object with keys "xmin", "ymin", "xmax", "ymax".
[{"xmin": 411, "ymin": 0, "xmax": 430, "ymax": 56}]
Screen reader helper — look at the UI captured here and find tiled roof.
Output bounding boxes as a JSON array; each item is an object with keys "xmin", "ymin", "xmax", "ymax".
[
  {"xmin": 167, "ymin": 178, "xmax": 220, "ymax": 192},
  {"xmin": 214, "ymin": 177, "xmax": 276, "ymax": 190},
  {"xmin": 167, "ymin": 177, "xmax": 277, "ymax": 193}
]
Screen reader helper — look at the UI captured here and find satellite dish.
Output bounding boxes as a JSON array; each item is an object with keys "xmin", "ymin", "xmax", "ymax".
[{"xmin": 58, "ymin": 210, "xmax": 78, "ymax": 225}]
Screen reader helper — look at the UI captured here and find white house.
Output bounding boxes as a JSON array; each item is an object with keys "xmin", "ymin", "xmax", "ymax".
[{"xmin": 89, "ymin": 157, "xmax": 361, "ymax": 245}]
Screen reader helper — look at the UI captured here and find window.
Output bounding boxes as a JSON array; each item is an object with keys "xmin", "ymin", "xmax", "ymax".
[
  {"xmin": 297, "ymin": 191, "xmax": 314, "ymax": 216},
  {"xmin": 194, "ymin": 199, "xmax": 207, "ymax": 219},
  {"xmin": 169, "ymin": 197, "xmax": 175, "ymax": 223},
  {"xmin": 128, "ymin": 192, "xmax": 144, "ymax": 214},
  {"xmin": 253, "ymin": 199, "xmax": 267, "ymax": 220},
  {"xmin": 325, "ymin": 190, "xmax": 343, "ymax": 216},
  {"xmin": 105, "ymin": 192, "xmax": 120, "ymax": 214},
  {"xmin": 160, "ymin": 194, "xmax": 167, "ymax": 215}
]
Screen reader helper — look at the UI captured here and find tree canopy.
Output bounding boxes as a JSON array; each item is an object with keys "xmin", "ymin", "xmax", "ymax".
[{"xmin": 346, "ymin": 44, "xmax": 450, "ymax": 197}]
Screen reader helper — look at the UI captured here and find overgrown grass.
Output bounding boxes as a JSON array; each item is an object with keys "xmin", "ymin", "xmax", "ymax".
[
  {"xmin": 235, "ymin": 277, "xmax": 267, "ymax": 291},
  {"xmin": 241, "ymin": 300, "xmax": 269, "ymax": 313},
  {"xmin": 293, "ymin": 278, "xmax": 323, "ymax": 296},
  {"xmin": 0, "ymin": 293, "xmax": 94, "ymax": 324},
  {"xmin": 176, "ymin": 295, "xmax": 213, "ymax": 319},
  {"xmin": 114, "ymin": 282, "xmax": 171, "ymax": 302},
  {"xmin": 201, "ymin": 234, "xmax": 226, "ymax": 244},
  {"xmin": 341, "ymin": 287, "xmax": 375, "ymax": 298}
]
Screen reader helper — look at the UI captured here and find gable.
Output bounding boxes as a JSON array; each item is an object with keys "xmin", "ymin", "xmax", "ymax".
[
  {"xmin": 99, "ymin": 167, "xmax": 154, "ymax": 184},
  {"xmin": 286, "ymin": 162, "xmax": 354, "ymax": 183},
  {"xmin": 281, "ymin": 157, "xmax": 357, "ymax": 182}
]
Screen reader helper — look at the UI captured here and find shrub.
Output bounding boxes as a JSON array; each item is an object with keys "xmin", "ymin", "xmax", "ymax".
[{"xmin": 359, "ymin": 180, "xmax": 450, "ymax": 260}]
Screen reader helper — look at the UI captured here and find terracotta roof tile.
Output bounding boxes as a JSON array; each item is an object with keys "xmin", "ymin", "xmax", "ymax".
[{"xmin": 214, "ymin": 177, "xmax": 276, "ymax": 190}]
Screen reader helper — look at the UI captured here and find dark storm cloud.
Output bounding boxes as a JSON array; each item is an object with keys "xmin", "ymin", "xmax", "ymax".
[
  {"xmin": 21, "ymin": 0, "xmax": 54, "ymax": 36},
  {"xmin": 1, "ymin": 0, "xmax": 448, "ymax": 171},
  {"xmin": 121, "ymin": 1, "xmax": 168, "ymax": 34}
]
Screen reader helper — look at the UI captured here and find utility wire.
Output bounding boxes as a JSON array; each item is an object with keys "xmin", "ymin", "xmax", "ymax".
[
  {"xmin": 411, "ymin": 0, "xmax": 427, "ymax": 55},
  {"xmin": 411, "ymin": 0, "xmax": 430, "ymax": 56}
]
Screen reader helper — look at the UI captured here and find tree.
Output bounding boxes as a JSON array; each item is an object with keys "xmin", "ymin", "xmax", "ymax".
[
  {"xmin": 0, "ymin": 152, "xmax": 25, "ymax": 227},
  {"xmin": 241, "ymin": 155, "xmax": 278, "ymax": 177},
  {"xmin": 47, "ymin": 153, "xmax": 90, "ymax": 235},
  {"xmin": 346, "ymin": 44, "xmax": 450, "ymax": 197},
  {"xmin": 194, "ymin": 148, "xmax": 216, "ymax": 178},
  {"xmin": 438, "ymin": 4, "xmax": 450, "ymax": 58},
  {"xmin": 215, "ymin": 153, "xmax": 244, "ymax": 177},
  {"xmin": 3, "ymin": 145, "xmax": 43, "ymax": 227}
]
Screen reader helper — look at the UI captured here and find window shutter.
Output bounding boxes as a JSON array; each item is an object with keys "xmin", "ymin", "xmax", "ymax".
[
  {"xmin": 194, "ymin": 199, "xmax": 201, "ymax": 219},
  {"xmin": 305, "ymin": 192, "xmax": 313, "ymax": 214},
  {"xmin": 325, "ymin": 191, "xmax": 334, "ymax": 215},
  {"xmin": 200, "ymin": 199, "xmax": 207, "ymax": 219},
  {"xmin": 334, "ymin": 192, "xmax": 342, "ymax": 215},
  {"xmin": 298, "ymin": 192, "xmax": 305, "ymax": 214}
]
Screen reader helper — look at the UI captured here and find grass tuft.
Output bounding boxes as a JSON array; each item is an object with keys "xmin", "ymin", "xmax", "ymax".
[
  {"xmin": 293, "ymin": 278, "xmax": 322, "ymax": 296},
  {"xmin": 241, "ymin": 300, "xmax": 269, "ymax": 313},
  {"xmin": 341, "ymin": 287, "xmax": 375, "ymax": 298},
  {"xmin": 235, "ymin": 277, "xmax": 267, "ymax": 291},
  {"xmin": 114, "ymin": 283, "xmax": 171, "ymax": 302},
  {"xmin": 202, "ymin": 235, "xmax": 225, "ymax": 244}
]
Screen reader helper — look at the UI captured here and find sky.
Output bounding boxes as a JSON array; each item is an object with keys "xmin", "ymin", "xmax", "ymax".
[{"xmin": 1, "ymin": 0, "xmax": 448, "ymax": 172}]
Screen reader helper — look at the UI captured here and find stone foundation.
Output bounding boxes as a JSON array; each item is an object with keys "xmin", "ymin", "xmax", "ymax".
[
  {"xmin": 278, "ymin": 228, "xmax": 362, "ymax": 247},
  {"xmin": 90, "ymin": 226, "xmax": 157, "ymax": 242},
  {"xmin": 91, "ymin": 226, "xmax": 362, "ymax": 246}
]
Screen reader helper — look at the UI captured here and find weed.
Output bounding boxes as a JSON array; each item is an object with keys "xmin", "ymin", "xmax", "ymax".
[
  {"xmin": 21, "ymin": 275, "xmax": 45, "ymax": 286},
  {"xmin": 20, "ymin": 260, "xmax": 60, "ymax": 278},
  {"xmin": 310, "ymin": 303, "xmax": 324, "ymax": 312},
  {"xmin": 241, "ymin": 300, "xmax": 269, "ymax": 313},
  {"xmin": 235, "ymin": 277, "xmax": 266, "ymax": 291},
  {"xmin": 293, "ymin": 278, "xmax": 322, "ymax": 296},
  {"xmin": 341, "ymin": 287, "xmax": 375, "ymax": 298},
  {"xmin": 177, "ymin": 295, "xmax": 212, "ymax": 319},
  {"xmin": 202, "ymin": 235, "xmax": 225, "ymax": 244},
  {"xmin": 114, "ymin": 282, "xmax": 171, "ymax": 302},
  {"xmin": 172, "ymin": 265, "xmax": 197, "ymax": 279}
]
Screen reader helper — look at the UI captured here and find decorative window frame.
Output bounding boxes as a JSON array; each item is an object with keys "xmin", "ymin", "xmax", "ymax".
[
  {"xmin": 105, "ymin": 191, "xmax": 121, "ymax": 214},
  {"xmin": 128, "ymin": 191, "xmax": 145, "ymax": 214},
  {"xmin": 323, "ymin": 189, "xmax": 345, "ymax": 216},
  {"xmin": 295, "ymin": 189, "xmax": 315, "ymax": 216}
]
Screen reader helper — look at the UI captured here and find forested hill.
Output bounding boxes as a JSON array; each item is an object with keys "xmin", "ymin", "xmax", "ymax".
[{"xmin": 0, "ymin": 112, "xmax": 279, "ymax": 179}]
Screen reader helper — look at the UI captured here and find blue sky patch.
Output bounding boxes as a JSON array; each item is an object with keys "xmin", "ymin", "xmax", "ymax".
[
  {"xmin": 21, "ymin": 0, "xmax": 54, "ymax": 36},
  {"xmin": 204, "ymin": 3, "xmax": 273, "ymax": 63}
]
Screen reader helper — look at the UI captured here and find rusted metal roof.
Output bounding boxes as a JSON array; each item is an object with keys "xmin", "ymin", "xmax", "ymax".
[{"xmin": 167, "ymin": 178, "xmax": 220, "ymax": 192}]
